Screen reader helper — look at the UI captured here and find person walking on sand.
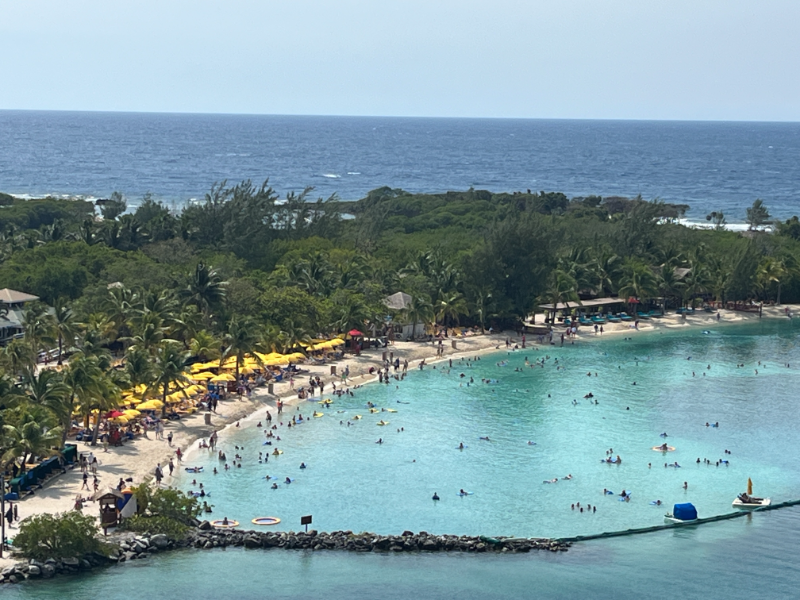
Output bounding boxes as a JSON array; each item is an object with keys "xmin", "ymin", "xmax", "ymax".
[
  {"xmin": 5, "ymin": 503, "xmax": 14, "ymax": 528},
  {"xmin": 82, "ymin": 471, "xmax": 89, "ymax": 490},
  {"xmin": 155, "ymin": 464, "xmax": 163, "ymax": 485},
  {"xmin": 175, "ymin": 448, "xmax": 183, "ymax": 462},
  {"xmin": 167, "ymin": 431, "xmax": 173, "ymax": 446},
  {"xmin": 168, "ymin": 458, "xmax": 175, "ymax": 476}
]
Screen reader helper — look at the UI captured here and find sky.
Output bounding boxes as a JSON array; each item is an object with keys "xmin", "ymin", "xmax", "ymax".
[{"xmin": 1, "ymin": 0, "xmax": 799, "ymax": 121}]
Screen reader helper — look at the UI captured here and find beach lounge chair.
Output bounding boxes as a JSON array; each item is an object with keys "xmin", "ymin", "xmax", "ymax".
[
  {"xmin": 636, "ymin": 311, "xmax": 651, "ymax": 320},
  {"xmin": 591, "ymin": 315, "xmax": 607, "ymax": 324},
  {"xmin": 619, "ymin": 313, "xmax": 634, "ymax": 322},
  {"xmin": 607, "ymin": 315, "xmax": 621, "ymax": 323},
  {"xmin": 579, "ymin": 316, "xmax": 592, "ymax": 326}
]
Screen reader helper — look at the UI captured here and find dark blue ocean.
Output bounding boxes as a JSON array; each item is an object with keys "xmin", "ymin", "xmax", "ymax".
[{"xmin": 2, "ymin": 111, "xmax": 800, "ymax": 223}]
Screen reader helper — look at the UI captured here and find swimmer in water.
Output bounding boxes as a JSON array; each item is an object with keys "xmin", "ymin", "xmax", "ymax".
[
  {"xmin": 479, "ymin": 436, "xmax": 490, "ymax": 441},
  {"xmin": 432, "ymin": 492, "xmax": 440, "ymax": 501},
  {"xmin": 458, "ymin": 442, "xmax": 465, "ymax": 450},
  {"xmin": 300, "ymin": 462, "xmax": 307, "ymax": 469}
]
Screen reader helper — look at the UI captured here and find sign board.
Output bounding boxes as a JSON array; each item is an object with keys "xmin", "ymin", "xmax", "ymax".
[{"xmin": 300, "ymin": 515, "xmax": 313, "ymax": 525}]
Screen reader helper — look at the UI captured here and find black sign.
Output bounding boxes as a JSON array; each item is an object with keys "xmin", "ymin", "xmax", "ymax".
[{"xmin": 300, "ymin": 515, "xmax": 313, "ymax": 525}]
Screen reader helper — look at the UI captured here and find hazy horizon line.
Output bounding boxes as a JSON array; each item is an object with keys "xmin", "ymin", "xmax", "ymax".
[{"xmin": 1, "ymin": 108, "xmax": 798, "ymax": 125}]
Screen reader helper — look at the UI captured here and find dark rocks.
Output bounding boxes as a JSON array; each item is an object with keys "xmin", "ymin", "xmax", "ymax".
[{"xmin": 0, "ymin": 528, "xmax": 570, "ymax": 585}]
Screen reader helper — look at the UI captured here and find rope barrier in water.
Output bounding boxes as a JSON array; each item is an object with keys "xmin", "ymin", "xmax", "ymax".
[{"xmin": 556, "ymin": 498, "xmax": 800, "ymax": 544}]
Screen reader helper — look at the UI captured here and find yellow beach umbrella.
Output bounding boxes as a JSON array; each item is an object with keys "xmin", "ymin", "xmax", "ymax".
[
  {"xmin": 192, "ymin": 371, "xmax": 215, "ymax": 380},
  {"xmin": 211, "ymin": 373, "xmax": 236, "ymax": 382},
  {"xmin": 123, "ymin": 409, "xmax": 141, "ymax": 417},
  {"xmin": 110, "ymin": 415, "xmax": 129, "ymax": 424},
  {"xmin": 328, "ymin": 338, "xmax": 345, "ymax": 346},
  {"xmin": 125, "ymin": 397, "xmax": 143, "ymax": 405}
]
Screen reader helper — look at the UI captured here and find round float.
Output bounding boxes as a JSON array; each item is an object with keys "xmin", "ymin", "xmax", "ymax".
[
  {"xmin": 211, "ymin": 519, "xmax": 239, "ymax": 529},
  {"xmin": 652, "ymin": 445, "xmax": 676, "ymax": 452},
  {"xmin": 251, "ymin": 516, "xmax": 281, "ymax": 526}
]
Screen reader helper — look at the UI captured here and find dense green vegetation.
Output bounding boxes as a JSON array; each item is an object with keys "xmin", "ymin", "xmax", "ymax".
[
  {"xmin": 120, "ymin": 486, "xmax": 202, "ymax": 536},
  {"xmin": 0, "ymin": 182, "xmax": 799, "ymax": 478},
  {"xmin": 12, "ymin": 511, "xmax": 107, "ymax": 561}
]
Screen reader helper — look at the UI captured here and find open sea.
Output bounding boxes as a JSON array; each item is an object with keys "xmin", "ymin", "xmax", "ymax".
[
  {"xmin": 2, "ymin": 111, "xmax": 800, "ymax": 223},
  {"xmin": 8, "ymin": 320, "xmax": 800, "ymax": 598}
]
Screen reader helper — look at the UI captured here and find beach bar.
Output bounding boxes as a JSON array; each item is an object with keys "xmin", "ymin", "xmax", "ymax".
[{"xmin": 538, "ymin": 296, "xmax": 628, "ymax": 326}]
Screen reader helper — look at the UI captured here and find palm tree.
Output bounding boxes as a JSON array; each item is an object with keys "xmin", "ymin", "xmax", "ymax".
[
  {"xmin": 124, "ymin": 310, "xmax": 171, "ymax": 355},
  {"xmin": 185, "ymin": 262, "xmax": 227, "ymax": 325},
  {"xmin": 189, "ymin": 330, "xmax": 221, "ymax": 362},
  {"xmin": 277, "ymin": 318, "xmax": 311, "ymax": 356},
  {"xmin": 1, "ymin": 417, "xmax": 62, "ymax": 473},
  {"xmin": 656, "ymin": 263, "xmax": 684, "ymax": 310},
  {"xmin": 77, "ymin": 368, "xmax": 120, "ymax": 447},
  {"xmin": 403, "ymin": 296, "xmax": 435, "ymax": 340},
  {"xmin": 617, "ymin": 260, "xmax": 658, "ymax": 312},
  {"xmin": 50, "ymin": 298, "xmax": 77, "ymax": 365},
  {"xmin": 755, "ymin": 257, "xmax": 783, "ymax": 304},
  {"xmin": 64, "ymin": 354, "xmax": 113, "ymax": 447},
  {"xmin": 468, "ymin": 288, "xmax": 494, "ymax": 333},
  {"xmin": 102, "ymin": 285, "xmax": 138, "ymax": 344},
  {"xmin": 124, "ymin": 348, "xmax": 154, "ymax": 400},
  {"xmin": 150, "ymin": 342, "xmax": 192, "ymax": 418},
  {"xmin": 540, "ymin": 269, "xmax": 580, "ymax": 328},
  {"xmin": 435, "ymin": 291, "xmax": 468, "ymax": 328},
  {"xmin": 22, "ymin": 301, "xmax": 54, "ymax": 358},
  {"xmin": 2, "ymin": 339, "xmax": 37, "ymax": 377},
  {"xmin": 222, "ymin": 316, "xmax": 264, "ymax": 382},
  {"xmin": 23, "ymin": 369, "xmax": 71, "ymax": 446}
]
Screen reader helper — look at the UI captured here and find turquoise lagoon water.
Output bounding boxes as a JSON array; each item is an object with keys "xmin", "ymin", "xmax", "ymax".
[
  {"xmin": 167, "ymin": 320, "xmax": 800, "ymax": 539},
  {"xmin": 9, "ymin": 320, "xmax": 800, "ymax": 598}
]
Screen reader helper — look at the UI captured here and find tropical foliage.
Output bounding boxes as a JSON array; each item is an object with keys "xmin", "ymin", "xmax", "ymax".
[{"xmin": 1, "ymin": 184, "xmax": 800, "ymax": 473}]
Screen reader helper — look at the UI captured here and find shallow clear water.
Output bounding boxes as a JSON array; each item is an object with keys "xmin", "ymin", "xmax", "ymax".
[{"xmin": 173, "ymin": 320, "xmax": 800, "ymax": 539}]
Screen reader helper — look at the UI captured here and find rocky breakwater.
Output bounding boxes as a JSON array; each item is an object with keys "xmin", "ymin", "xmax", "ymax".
[
  {"xmin": 190, "ymin": 522, "xmax": 571, "ymax": 554},
  {"xmin": 1, "ymin": 528, "xmax": 569, "ymax": 585},
  {"xmin": 0, "ymin": 533, "xmax": 179, "ymax": 585}
]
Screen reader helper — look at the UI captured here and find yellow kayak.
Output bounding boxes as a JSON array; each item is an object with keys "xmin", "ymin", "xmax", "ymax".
[
  {"xmin": 377, "ymin": 420, "xmax": 389, "ymax": 426},
  {"xmin": 352, "ymin": 415, "xmax": 362, "ymax": 420},
  {"xmin": 369, "ymin": 408, "xmax": 380, "ymax": 413},
  {"xmin": 386, "ymin": 408, "xmax": 397, "ymax": 413},
  {"xmin": 313, "ymin": 412, "xmax": 324, "ymax": 418}
]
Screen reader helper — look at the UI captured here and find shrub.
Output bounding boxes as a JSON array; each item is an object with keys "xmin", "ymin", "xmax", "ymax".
[
  {"xmin": 12, "ymin": 512, "xmax": 107, "ymax": 561},
  {"xmin": 119, "ymin": 486, "xmax": 201, "ymax": 537},
  {"xmin": 118, "ymin": 515, "xmax": 189, "ymax": 537}
]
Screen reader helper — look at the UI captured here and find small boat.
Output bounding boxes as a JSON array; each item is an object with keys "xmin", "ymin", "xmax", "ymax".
[{"xmin": 664, "ymin": 502, "xmax": 698, "ymax": 524}]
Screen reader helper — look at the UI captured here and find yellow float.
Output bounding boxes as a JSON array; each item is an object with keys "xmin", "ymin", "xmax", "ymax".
[
  {"xmin": 652, "ymin": 445, "xmax": 676, "ymax": 452},
  {"xmin": 211, "ymin": 519, "xmax": 239, "ymax": 529}
]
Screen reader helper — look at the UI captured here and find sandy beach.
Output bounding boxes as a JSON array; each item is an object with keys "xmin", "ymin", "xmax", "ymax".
[{"xmin": 2, "ymin": 303, "xmax": 795, "ymax": 567}]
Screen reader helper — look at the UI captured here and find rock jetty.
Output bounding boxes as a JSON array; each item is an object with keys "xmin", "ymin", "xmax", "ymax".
[{"xmin": 0, "ymin": 525, "xmax": 569, "ymax": 585}]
